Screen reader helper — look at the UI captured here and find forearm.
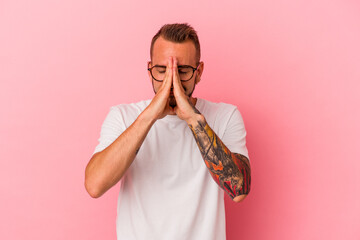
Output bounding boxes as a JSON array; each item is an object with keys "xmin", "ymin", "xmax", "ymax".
[
  {"xmin": 187, "ymin": 114, "xmax": 251, "ymax": 201},
  {"xmin": 85, "ymin": 109, "xmax": 156, "ymax": 198}
]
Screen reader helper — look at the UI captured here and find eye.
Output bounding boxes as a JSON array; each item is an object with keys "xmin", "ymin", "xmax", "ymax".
[
  {"xmin": 154, "ymin": 67, "xmax": 166, "ymax": 74},
  {"xmin": 178, "ymin": 68, "xmax": 192, "ymax": 74}
]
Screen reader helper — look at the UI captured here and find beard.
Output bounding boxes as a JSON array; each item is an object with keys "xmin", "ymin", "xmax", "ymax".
[{"xmin": 169, "ymin": 96, "xmax": 177, "ymax": 108}]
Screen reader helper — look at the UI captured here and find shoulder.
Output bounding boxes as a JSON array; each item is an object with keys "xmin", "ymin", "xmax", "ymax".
[
  {"xmin": 199, "ymin": 98, "xmax": 239, "ymax": 116},
  {"xmin": 110, "ymin": 99, "xmax": 151, "ymax": 115},
  {"xmin": 198, "ymin": 98, "xmax": 244, "ymax": 134},
  {"xmin": 103, "ymin": 99, "xmax": 151, "ymax": 124}
]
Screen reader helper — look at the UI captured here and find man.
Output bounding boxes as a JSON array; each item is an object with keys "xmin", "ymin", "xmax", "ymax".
[{"xmin": 85, "ymin": 23, "xmax": 251, "ymax": 240}]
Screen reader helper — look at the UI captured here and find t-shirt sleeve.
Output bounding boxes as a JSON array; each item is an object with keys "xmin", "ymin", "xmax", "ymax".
[
  {"xmin": 92, "ymin": 106, "xmax": 126, "ymax": 155},
  {"xmin": 221, "ymin": 107, "xmax": 250, "ymax": 161}
]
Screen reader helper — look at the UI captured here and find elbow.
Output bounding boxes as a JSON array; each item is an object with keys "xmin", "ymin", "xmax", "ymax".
[
  {"xmin": 85, "ymin": 178, "xmax": 102, "ymax": 199},
  {"xmin": 233, "ymin": 166, "xmax": 251, "ymax": 203},
  {"xmin": 232, "ymin": 183, "xmax": 251, "ymax": 203},
  {"xmin": 84, "ymin": 166, "xmax": 103, "ymax": 198},
  {"xmin": 84, "ymin": 153, "xmax": 104, "ymax": 198},
  {"xmin": 233, "ymin": 194, "xmax": 247, "ymax": 203}
]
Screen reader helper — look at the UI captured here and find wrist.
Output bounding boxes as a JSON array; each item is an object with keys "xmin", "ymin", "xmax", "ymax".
[
  {"xmin": 186, "ymin": 113, "xmax": 205, "ymax": 127},
  {"xmin": 139, "ymin": 108, "xmax": 157, "ymax": 126}
]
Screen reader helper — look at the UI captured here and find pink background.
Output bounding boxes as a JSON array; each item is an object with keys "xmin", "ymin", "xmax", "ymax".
[{"xmin": 1, "ymin": 0, "xmax": 359, "ymax": 239}]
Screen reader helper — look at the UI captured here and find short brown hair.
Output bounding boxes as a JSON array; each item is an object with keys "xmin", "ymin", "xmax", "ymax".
[{"xmin": 150, "ymin": 23, "xmax": 201, "ymax": 64}]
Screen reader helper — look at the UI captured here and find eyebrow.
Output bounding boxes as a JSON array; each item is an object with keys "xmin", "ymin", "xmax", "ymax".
[{"xmin": 153, "ymin": 64, "xmax": 193, "ymax": 68}]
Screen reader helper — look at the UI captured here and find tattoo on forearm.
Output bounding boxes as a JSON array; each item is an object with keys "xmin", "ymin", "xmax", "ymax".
[{"xmin": 188, "ymin": 109, "xmax": 251, "ymax": 199}]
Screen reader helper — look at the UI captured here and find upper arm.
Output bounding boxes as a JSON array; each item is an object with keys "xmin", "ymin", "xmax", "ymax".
[
  {"xmin": 221, "ymin": 107, "xmax": 250, "ymax": 161},
  {"xmin": 93, "ymin": 106, "xmax": 126, "ymax": 155}
]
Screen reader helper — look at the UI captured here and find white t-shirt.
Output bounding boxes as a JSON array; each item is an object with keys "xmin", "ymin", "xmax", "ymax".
[{"xmin": 93, "ymin": 98, "xmax": 249, "ymax": 240}]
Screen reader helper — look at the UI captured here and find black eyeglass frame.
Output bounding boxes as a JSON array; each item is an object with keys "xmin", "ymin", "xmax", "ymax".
[{"xmin": 148, "ymin": 64, "xmax": 199, "ymax": 82}]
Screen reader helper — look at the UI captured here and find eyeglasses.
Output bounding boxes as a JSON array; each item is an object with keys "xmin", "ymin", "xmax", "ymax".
[{"xmin": 148, "ymin": 64, "xmax": 199, "ymax": 82}]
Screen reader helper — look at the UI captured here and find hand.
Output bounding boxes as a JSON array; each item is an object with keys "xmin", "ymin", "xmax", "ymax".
[
  {"xmin": 145, "ymin": 57, "xmax": 175, "ymax": 121},
  {"xmin": 172, "ymin": 58, "xmax": 200, "ymax": 123}
]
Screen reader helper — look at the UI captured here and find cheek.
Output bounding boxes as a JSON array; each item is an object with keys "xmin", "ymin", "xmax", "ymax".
[
  {"xmin": 179, "ymin": 83, "xmax": 187, "ymax": 92},
  {"xmin": 182, "ymin": 82, "xmax": 194, "ymax": 92},
  {"xmin": 153, "ymin": 81, "xmax": 162, "ymax": 90}
]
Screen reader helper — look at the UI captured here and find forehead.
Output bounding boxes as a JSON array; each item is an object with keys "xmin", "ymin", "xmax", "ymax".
[{"xmin": 152, "ymin": 36, "xmax": 197, "ymax": 66}]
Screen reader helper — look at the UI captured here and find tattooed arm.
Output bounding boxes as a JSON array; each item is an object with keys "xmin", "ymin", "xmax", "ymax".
[
  {"xmin": 170, "ymin": 57, "xmax": 251, "ymax": 202},
  {"xmin": 187, "ymin": 112, "xmax": 251, "ymax": 202}
]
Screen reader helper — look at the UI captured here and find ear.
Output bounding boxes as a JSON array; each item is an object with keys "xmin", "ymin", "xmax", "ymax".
[
  {"xmin": 195, "ymin": 61, "xmax": 204, "ymax": 84},
  {"xmin": 147, "ymin": 61, "xmax": 152, "ymax": 81}
]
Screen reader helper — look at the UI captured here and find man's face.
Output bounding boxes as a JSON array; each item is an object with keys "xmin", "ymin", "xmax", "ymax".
[{"xmin": 148, "ymin": 36, "xmax": 203, "ymax": 106}]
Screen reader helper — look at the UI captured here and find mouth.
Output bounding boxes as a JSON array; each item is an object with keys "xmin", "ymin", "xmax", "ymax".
[{"xmin": 169, "ymin": 96, "xmax": 177, "ymax": 108}]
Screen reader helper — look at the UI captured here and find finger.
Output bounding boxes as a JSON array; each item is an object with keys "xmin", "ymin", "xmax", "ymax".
[
  {"xmin": 159, "ymin": 57, "xmax": 172, "ymax": 92},
  {"xmin": 167, "ymin": 57, "xmax": 173, "ymax": 87},
  {"xmin": 172, "ymin": 58, "xmax": 184, "ymax": 95},
  {"xmin": 160, "ymin": 58, "xmax": 170, "ymax": 87},
  {"xmin": 163, "ymin": 57, "xmax": 173, "ymax": 90}
]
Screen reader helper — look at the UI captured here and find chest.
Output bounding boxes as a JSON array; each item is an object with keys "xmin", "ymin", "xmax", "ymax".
[{"xmin": 131, "ymin": 121, "xmax": 206, "ymax": 182}]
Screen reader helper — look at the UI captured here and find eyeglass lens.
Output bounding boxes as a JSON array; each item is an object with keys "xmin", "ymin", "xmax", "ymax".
[{"xmin": 151, "ymin": 66, "xmax": 194, "ymax": 81}]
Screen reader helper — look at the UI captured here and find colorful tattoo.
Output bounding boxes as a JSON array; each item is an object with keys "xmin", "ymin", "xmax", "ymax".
[{"xmin": 188, "ymin": 109, "xmax": 251, "ymax": 199}]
